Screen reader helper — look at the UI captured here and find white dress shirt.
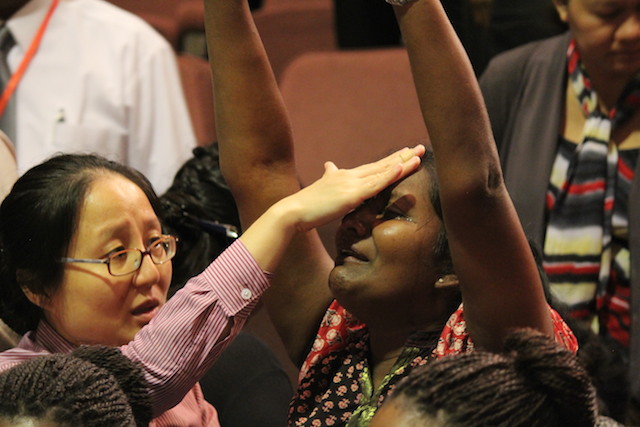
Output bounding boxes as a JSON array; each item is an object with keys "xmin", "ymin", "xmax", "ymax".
[{"xmin": 6, "ymin": 0, "xmax": 196, "ymax": 193}]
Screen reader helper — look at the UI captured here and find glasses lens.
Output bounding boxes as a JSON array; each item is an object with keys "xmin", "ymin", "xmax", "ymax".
[
  {"xmin": 108, "ymin": 249, "xmax": 142, "ymax": 276},
  {"xmin": 149, "ymin": 236, "xmax": 177, "ymax": 264}
]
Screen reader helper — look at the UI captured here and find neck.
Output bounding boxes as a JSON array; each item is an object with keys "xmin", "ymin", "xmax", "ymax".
[
  {"xmin": 368, "ymin": 325, "xmax": 409, "ymax": 390},
  {"xmin": 584, "ymin": 66, "xmax": 634, "ymax": 111},
  {"xmin": 368, "ymin": 326, "xmax": 408, "ymax": 367}
]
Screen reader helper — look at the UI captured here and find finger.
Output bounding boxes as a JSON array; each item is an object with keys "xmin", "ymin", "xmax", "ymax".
[
  {"xmin": 371, "ymin": 154, "xmax": 421, "ymax": 191},
  {"xmin": 357, "ymin": 145, "xmax": 425, "ymax": 176},
  {"xmin": 324, "ymin": 161, "xmax": 338, "ymax": 173}
]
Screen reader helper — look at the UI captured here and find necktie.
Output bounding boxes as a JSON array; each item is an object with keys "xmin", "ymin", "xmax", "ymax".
[{"xmin": 0, "ymin": 23, "xmax": 16, "ymax": 143}]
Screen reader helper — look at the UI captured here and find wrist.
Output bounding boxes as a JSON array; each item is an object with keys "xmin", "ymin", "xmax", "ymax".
[{"xmin": 385, "ymin": 0, "xmax": 418, "ymax": 6}]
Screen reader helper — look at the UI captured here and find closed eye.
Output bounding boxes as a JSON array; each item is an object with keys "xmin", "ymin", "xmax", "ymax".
[{"xmin": 379, "ymin": 207, "xmax": 406, "ymax": 220}]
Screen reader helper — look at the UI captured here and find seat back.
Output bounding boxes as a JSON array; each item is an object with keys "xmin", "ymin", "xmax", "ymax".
[
  {"xmin": 279, "ymin": 48, "xmax": 428, "ymax": 255},
  {"xmin": 177, "ymin": 54, "xmax": 216, "ymax": 146}
]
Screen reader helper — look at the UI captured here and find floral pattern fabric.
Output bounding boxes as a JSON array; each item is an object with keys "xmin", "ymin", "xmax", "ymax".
[{"xmin": 288, "ymin": 300, "xmax": 578, "ymax": 427}]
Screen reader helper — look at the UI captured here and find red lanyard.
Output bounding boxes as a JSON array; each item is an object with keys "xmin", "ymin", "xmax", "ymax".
[{"xmin": 0, "ymin": 0, "xmax": 59, "ymax": 117}]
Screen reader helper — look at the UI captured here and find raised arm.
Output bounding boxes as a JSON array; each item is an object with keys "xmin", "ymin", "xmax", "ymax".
[
  {"xmin": 392, "ymin": 0, "xmax": 553, "ymax": 350},
  {"xmin": 202, "ymin": 0, "xmax": 339, "ymax": 364}
]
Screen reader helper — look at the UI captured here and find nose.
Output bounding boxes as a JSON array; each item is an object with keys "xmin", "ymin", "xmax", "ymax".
[
  {"xmin": 339, "ymin": 205, "xmax": 375, "ymax": 238},
  {"xmin": 617, "ymin": 13, "xmax": 640, "ymax": 42},
  {"xmin": 132, "ymin": 252, "xmax": 161, "ymax": 289}
]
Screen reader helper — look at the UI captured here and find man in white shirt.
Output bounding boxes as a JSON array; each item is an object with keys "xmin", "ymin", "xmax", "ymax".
[{"xmin": 0, "ymin": 0, "xmax": 196, "ymax": 193}]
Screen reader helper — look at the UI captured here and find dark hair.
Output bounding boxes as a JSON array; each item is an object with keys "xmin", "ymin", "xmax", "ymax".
[
  {"xmin": 160, "ymin": 143, "xmax": 241, "ymax": 294},
  {"xmin": 0, "ymin": 154, "xmax": 160, "ymax": 334},
  {"xmin": 0, "ymin": 345, "xmax": 151, "ymax": 426},
  {"xmin": 387, "ymin": 328, "xmax": 598, "ymax": 427}
]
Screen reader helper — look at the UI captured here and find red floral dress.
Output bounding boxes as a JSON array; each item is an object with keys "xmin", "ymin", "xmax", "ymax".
[{"xmin": 288, "ymin": 300, "xmax": 578, "ymax": 427}]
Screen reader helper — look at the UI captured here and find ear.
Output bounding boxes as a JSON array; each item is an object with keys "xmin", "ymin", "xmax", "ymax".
[
  {"xmin": 553, "ymin": 0, "xmax": 569, "ymax": 23},
  {"xmin": 17, "ymin": 270, "xmax": 46, "ymax": 308},
  {"xmin": 20, "ymin": 286, "xmax": 46, "ymax": 308}
]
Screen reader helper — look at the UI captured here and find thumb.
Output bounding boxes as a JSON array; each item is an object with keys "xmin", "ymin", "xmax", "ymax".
[{"xmin": 324, "ymin": 161, "xmax": 339, "ymax": 173}]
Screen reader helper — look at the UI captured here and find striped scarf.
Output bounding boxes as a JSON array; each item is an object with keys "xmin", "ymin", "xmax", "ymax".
[{"xmin": 544, "ymin": 39, "xmax": 640, "ymax": 347}]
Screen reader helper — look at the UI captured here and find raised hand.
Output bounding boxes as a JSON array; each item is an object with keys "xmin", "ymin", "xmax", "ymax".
[
  {"xmin": 283, "ymin": 145, "xmax": 426, "ymax": 232},
  {"xmin": 238, "ymin": 145, "xmax": 425, "ymax": 273}
]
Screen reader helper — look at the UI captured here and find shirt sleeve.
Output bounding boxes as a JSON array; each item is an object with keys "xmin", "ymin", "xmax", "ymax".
[{"xmin": 120, "ymin": 240, "xmax": 271, "ymax": 417}]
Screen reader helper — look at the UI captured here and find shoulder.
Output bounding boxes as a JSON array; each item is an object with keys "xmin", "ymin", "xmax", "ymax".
[
  {"xmin": 60, "ymin": 0, "xmax": 170, "ymax": 50},
  {"xmin": 481, "ymin": 32, "xmax": 570, "ymax": 89}
]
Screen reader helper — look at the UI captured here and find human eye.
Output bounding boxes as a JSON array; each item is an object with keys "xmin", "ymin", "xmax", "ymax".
[
  {"xmin": 379, "ymin": 204, "xmax": 408, "ymax": 221},
  {"xmin": 108, "ymin": 248, "xmax": 132, "ymax": 269},
  {"xmin": 592, "ymin": 2, "xmax": 624, "ymax": 19},
  {"xmin": 148, "ymin": 236, "xmax": 168, "ymax": 250},
  {"xmin": 105, "ymin": 246, "xmax": 126, "ymax": 260}
]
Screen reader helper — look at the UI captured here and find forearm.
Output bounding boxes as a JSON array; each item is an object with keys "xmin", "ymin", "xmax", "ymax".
[
  {"xmin": 204, "ymin": 0, "xmax": 298, "ymax": 222},
  {"xmin": 394, "ymin": 0, "xmax": 499, "ymax": 199},
  {"xmin": 394, "ymin": 0, "xmax": 553, "ymax": 347}
]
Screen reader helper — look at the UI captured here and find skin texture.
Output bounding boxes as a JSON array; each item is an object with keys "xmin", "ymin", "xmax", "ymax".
[{"xmin": 35, "ymin": 174, "xmax": 171, "ymax": 346}]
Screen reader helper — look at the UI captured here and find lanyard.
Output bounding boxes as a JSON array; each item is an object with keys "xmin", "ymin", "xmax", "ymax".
[{"xmin": 0, "ymin": 0, "xmax": 59, "ymax": 117}]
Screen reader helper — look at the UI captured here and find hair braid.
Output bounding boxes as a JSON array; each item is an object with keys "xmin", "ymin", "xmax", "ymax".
[
  {"xmin": 0, "ymin": 346, "xmax": 151, "ymax": 426},
  {"xmin": 388, "ymin": 328, "xmax": 597, "ymax": 427}
]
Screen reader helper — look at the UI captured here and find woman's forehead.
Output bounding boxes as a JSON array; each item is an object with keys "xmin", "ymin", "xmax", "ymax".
[
  {"xmin": 392, "ymin": 168, "xmax": 429, "ymax": 196},
  {"xmin": 77, "ymin": 176, "xmax": 160, "ymax": 236}
]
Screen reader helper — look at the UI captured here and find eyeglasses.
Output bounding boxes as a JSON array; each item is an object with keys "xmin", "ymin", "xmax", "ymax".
[{"xmin": 59, "ymin": 235, "xmax": 178, "ymax": 276}]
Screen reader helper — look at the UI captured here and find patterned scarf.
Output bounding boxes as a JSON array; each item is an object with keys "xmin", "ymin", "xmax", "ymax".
[{"xmin": 544, "ymin": 39, "xmax": 640, "ymax": 346}]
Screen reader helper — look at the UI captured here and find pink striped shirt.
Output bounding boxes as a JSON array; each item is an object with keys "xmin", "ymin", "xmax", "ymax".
[{"xmin": 0, "ymin": 240, "xmax": 271, "ymax": 425}]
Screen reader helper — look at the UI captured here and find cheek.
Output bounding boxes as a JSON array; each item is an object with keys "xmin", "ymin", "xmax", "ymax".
[
  {"xmin": 376, "ymin": 228, "xmax": 436, "ymax": 281},
  {"xmin": 54, "ymin": 269, "xmax": 133, "ymax": 315},
  {"xmin": 571, "ymin": 16, "xmax": 617, "ymax": 50},
  {"xmin": 158, "ymin": 263, "xmax": 172, "ymax": 301}
]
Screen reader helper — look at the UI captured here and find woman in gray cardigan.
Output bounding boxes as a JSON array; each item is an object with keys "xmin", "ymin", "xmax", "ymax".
[{"xmin": 480, "ymin": 1, "xmax": 640, "ymax": 423}]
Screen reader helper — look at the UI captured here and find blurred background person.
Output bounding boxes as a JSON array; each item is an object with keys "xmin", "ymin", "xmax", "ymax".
[{"xmin": 0, "ymin": 0, "xmax": 195, "ymax": 193}]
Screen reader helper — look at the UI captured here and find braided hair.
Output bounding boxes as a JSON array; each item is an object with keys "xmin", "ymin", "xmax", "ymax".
[
  {"xmin": 0, "ymin": 346, "xmax": 151, "ymax": 426},
  {"xmin": 385, "ymin": 328, "xmax": 598, "ymax": 427},
  {"xmin": 159, "ymin": 143, "xmax": 241, "ymax": 294}
]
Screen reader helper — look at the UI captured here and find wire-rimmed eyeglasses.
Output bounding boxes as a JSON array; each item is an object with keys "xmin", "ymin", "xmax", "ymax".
[{"xmin": 59, "ymin": 235, "xmax": 178, "ymax": 276}]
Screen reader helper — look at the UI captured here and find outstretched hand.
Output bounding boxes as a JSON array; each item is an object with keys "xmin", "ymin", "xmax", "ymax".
[{"xmin": 283, "ymin": 145, "xmax": 425, "ymax": 232}]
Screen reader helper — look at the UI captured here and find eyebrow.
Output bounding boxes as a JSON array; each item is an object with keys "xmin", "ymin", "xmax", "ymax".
[
  {"xmin": 92, "ymin": 215, "xmax": 162, "ymax": 243},
  {"xmin": 389, "ymin": 193, "xmax": 417, "ymax": 210}
]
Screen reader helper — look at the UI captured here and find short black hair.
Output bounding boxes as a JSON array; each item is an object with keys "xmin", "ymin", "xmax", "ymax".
[{"xmin": 160, "ymin": 143, "xmax": 241, "ymax": 294}]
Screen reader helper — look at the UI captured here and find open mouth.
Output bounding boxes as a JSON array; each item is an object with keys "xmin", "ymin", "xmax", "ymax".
[{"xmin": 131, "ymin": 300, "xmax": 159, "ymax": 316}]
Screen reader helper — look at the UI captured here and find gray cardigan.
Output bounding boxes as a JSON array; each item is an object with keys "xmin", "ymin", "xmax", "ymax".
[{"xmin": 480, "ymin": 32, "xmax": 640, "ymax": 404}]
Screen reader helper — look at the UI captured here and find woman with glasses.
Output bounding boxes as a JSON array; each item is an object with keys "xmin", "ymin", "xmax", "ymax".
[{"xmin": 0, "ymin": 149, "xmax": 421, "ymax": 425}]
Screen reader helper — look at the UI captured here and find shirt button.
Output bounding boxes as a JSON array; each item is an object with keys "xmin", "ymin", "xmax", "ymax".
[{"xmin": 241, "ymin": 288, "xmax": 252, "ymax": 300}]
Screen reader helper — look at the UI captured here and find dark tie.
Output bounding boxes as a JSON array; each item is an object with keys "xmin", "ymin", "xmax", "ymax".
[{"xmin": 0, "ymin": 24, "xmax": 16, "ymax": 143}]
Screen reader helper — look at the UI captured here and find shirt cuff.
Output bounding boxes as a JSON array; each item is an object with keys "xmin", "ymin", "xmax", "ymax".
[{"xmin": 197, "ymin": 239, "xmax": 271, "ymax": 317}]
